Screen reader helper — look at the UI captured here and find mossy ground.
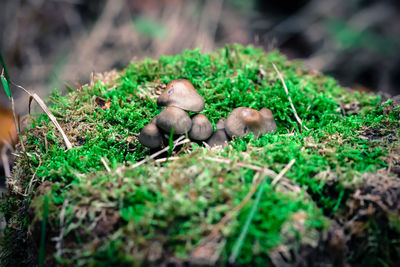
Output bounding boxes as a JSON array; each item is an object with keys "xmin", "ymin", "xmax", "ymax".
[{"xmin": 1, "ymin": 44, "xmax": 400, "ymax": 266}]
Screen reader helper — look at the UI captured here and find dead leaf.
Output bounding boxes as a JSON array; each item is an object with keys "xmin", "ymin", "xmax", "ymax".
[
  {"xmin": 95, "ymin": 97, "xmax": 111, "ymax": 110},
  {"xmin": 0, "ymin": 106, "xmax": 17, "ymax": 148}
]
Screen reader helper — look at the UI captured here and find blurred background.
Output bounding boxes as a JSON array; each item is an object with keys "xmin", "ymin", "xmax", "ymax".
[{"xmin": 0, "ymin": 0, "xmax": 400, "ymax": 177}]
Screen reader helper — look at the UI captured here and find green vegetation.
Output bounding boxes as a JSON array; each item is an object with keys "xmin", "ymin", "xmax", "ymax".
[{"xmin": 1, "ymin": 44, "xmax": 400, "ymax": 266}]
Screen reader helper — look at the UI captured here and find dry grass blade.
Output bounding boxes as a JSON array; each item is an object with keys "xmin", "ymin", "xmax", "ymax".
[
  {"xmin": 191, "ymin": 169, "xmax": 269, "ymax": 265},
  {"xmin": 271, "ymin": 159, "xmax": 296, "ymax": 186},
  {"xmin": 272, "ymin": 63, "xmax": 309, "ymax": 131},
  {"xmin": 205, "ymin": 156, "xmax": 277, "ymax": 177},
  {"xmin": 101, "ymin": 157, "xmax": 111, "ymax": 172},
  {"xmin": 14, "ymin": 83, "xmax": 73, "ymax": 150},
  {"xmin": 229, "ymin": 159, "xmax": 297, "ymax": 264},
  {"xmin": 209, "ymin": 171, "xmax": 265, "ymax": 237},
  {"xmin": 154, "ymin": 156, "xmax": 180, "ymax": 163},
  {"xmin": 24, "ymin": 159, "xmax": 42, "ymax": 196},
  {"xmin": 195, "ymin": 158, "xmax": 293, "ymax": 250}
]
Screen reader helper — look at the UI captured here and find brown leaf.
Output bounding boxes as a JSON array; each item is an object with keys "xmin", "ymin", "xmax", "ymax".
[
  {"xmin": 0, "ymin": 106, "xmax": 17, "ymax": 148},
  {"xmin": 95, "ymin": 97, "xmax": 111, "ymax": 110}
]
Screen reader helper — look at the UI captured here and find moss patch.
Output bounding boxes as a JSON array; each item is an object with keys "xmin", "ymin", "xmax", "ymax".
[{"xmin": 2, "ymin": 44, "xmax": 400, "ymax": 266}]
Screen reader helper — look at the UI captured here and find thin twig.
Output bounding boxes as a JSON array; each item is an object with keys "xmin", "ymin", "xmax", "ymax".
[
  {"xmin": 202, "ymin": 141, "xmax": 211, "ymax": 148},
  {"xmin": 101, "ymin": 157, "xmax": 111, "ymax": 173},
  {"xmin": 154, "ymin": 156, "xmax": 180, "ymax": 163},
  {"xmin": 130, "ymin": 136, "xmax": 190, "ymax": 169},
  {"xmin": 279, "ymin": 133, "xmax": 296, "ymax": 137},
  {"xmin": 90, "ymin": 72, "xmax": 95, "ymax": 87},
  {"xmin": 272, "ymin": 63, "xmax": 309, "ymax": 131},
  {"xmin": 24, "ymin": 159, "xmax": 42, "ymax": 196},
  {"xmin": 271, "ymin": 159, "xmax": 296, "ymax": 186},
  {"xmin": 205, "ymin": 156, "xmax": 277, "ymax": 177}
]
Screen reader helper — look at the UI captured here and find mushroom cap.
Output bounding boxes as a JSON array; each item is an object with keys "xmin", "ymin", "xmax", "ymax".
[
  {"xmin": 259, "ymin": 108, "xmax": 277, "ymax": 133},
  {"xmin": 206, "ymin": 129, "xmax": 229, "ymax": 147},
  {"xmin": 138, "ymin": 122, "xmax": 163, "ymax": 149},
  {"xmin": 215, "ymin": 117, "xmax": 226, "ymax": 130},
  {"xmin": 156, "ymin": 106, "xmax": 192, "ymax": 134},
  {"xmin": 157, "ymin": 79, "xmax": 205, "ymax": 112},
  {"xmin": 206, "ymin": 118, "xmax": 229, "ymax": 147},
  {"xmin": 225, "ymin": 107, "xmax": 268, "ymax": 138},
  {"xmin": 188, "ymin": 114, "xmax": 213, "ymax": 141}
]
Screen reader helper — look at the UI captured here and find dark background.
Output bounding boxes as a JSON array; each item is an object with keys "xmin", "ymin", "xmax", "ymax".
[{"xmin": 1, "ymin": 0, "xmax": 400, "ymax": 114}]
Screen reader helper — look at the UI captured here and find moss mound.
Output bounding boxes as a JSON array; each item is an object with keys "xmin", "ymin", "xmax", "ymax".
[{"xmin": 2, "ymin": 44, "xmax": 400, "ymax": 266}]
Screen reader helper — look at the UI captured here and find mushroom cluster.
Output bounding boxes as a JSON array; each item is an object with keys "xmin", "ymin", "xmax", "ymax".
[
  {"xmin": 207, "ymin": 107, "xmax": 277, "ymax": 147},
  {"xmin": 139, "ymin": 79, "xmax": 212, "ymax": 149},
  {"xmin": 138, "ymin": 79, "xmax": 277, "ymax": 149}
]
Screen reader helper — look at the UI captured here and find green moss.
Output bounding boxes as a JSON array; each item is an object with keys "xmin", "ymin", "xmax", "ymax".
[{"xmin": 2, "ymin": 44, "xmax": 400, "ymax": 266}]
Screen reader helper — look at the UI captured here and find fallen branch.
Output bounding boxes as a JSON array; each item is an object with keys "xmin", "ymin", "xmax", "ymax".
[{"xmin": 272, "ymin": 63, "xmax": 309, "ymax": 131}]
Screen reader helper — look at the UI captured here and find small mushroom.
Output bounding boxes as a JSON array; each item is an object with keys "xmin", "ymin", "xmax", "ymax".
[
  {"xmin": 225, "ymin": 107, "xmax": 268, "ymax": 138},
  {"xmin": 157, "ymin": 79, "xmax": 205, "ymax": 112},
  {"xmin": 215, "ymin": 117, "xmax": 226, "ymax": 130},
  {"xmin": 188, "ymin": 114, "xmax": 213, "ymax": 141},
  {"xmin": 156, "ymin": 106, "xmax": 192, "ymax": 135},
  {"xmin": 138, "ymin": 122, "xmax": 163, "ymax": 149},
  {"xmin": 259, "ymin": 108, "xmax": 277, "ymax": 133},
  {"xmin": 206, "ymin": 118, "xmax": 229, "ymax": 147}
]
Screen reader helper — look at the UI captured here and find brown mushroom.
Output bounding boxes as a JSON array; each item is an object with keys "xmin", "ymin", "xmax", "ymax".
[
  {"xmin": 156, "ymin": 106, "xmax": 192, "ymax": 134},
  {"xmin": 225, "ymin": 107, "xmax": 269, "ymax": 138},
  {"xmin": 206, "ymin": 118, "xmax": 229, "ymax": 147},
  {"xmin": 259, "ymin": 108, "xmax": 277, "ymax": 133},
  {"xmin": 138, "ymin": 122, "xmax": 163, "ymax": 149},
  {"xmin": 188, "ymin": 114, "xmax": 213, "ymax": 141},
  {"xmin": 157, "ymin": 79, "xmax": 205, "ymax": 112},
  {"xmin": 215, "ymin": 117, "xmax": 226, "ymax": 130}
]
